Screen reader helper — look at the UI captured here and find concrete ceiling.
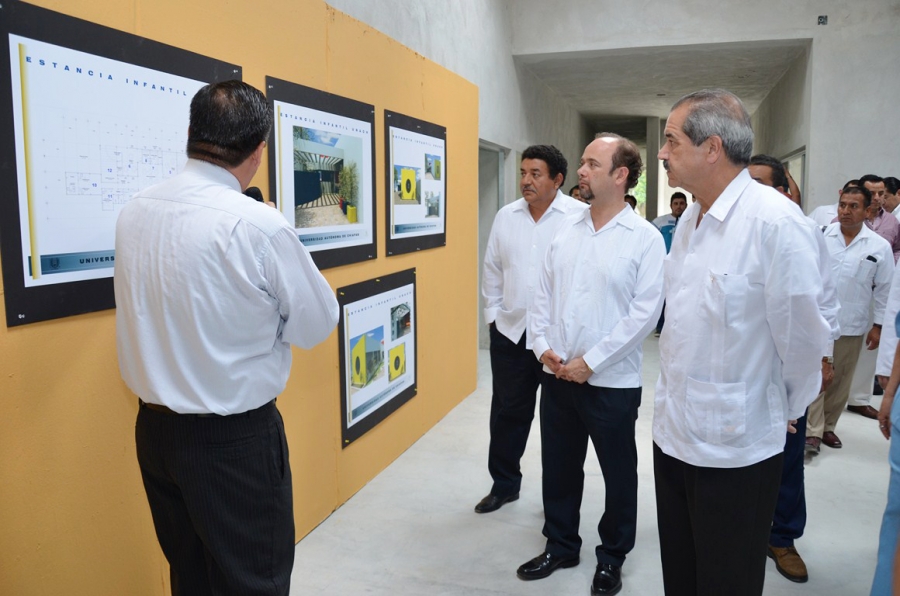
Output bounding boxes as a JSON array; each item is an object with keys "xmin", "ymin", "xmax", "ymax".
[{"xmin": 516, "ymin": 39, "xmax": 810, "ymax": 145}]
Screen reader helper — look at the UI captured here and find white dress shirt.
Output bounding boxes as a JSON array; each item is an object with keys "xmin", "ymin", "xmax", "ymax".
[
  {"xmin": 482, "ymin": 190, "xmax": 587, "ymax": 347},
  {"xmin": 530, "ymin": 205, "xmax": 665, "ymax": 388},
  {"xmin": 794, "ymin": 205, "xmax": 840, "ymax": 358},
  {"xmin": 822, "ymin": 222, "xmax": 892, "ymax": 336},
  {"xmin": 876, "ymin": 259, "xmax": 900, "ymax": 378},
  {"xmin": 115, "ymin": 159, "xmax": 339, "ymax": 414},
  {"xmin": 654, "ymin": 170, "xmax": 830, "ymax": 468},
  {"xmin": 808, "ymin": 203, "xmax": 838, "ymax": 227}
]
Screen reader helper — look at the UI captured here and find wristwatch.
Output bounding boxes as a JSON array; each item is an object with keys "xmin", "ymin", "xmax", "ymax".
[{"xmin": 822, "ymin": 356, "xmax": 834, "ymax": 365}]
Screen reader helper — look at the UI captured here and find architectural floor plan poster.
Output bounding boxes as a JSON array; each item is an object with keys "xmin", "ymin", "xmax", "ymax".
[
  {"xmin": 0, "ymin": 2, "xmax": 239, "ymax": 326},
  {"xmin": 337, "ymin": 269, "xmax": 417, "ymax": 447},
  {"xmin": 384, "ymin": 110, "xmax": 447, "ymax": 256},
  {"xmin": 267, "ymin": 77, "xmax": 376, "ymax": 270}
]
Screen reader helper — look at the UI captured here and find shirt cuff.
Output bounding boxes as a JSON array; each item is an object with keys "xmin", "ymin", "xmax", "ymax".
[
  {"xmin": 483, "ymin": 307, "xmax": 499, "ymax": 325},
  {"xmin": 532, "ymin": 336, "xmax": 550, "ymax": 362},
  {"xmin": 582, "ymin": 346, "xmax": 603, "ymax": 374},
  {"xmin": 824, "ymin": 338, "xmax": 834, "ymax": 359}
]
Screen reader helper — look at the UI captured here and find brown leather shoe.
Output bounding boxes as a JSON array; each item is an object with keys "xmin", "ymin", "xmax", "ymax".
[
  {"xmin": 822, "ymin": 431, "xmax": 842, "ymax": 448},
  {"xmin": 767, "ymin": 545, "xmax": 809, "ymax": 583},
  {"xmin": 847, "ymin": 404, "xmax": 879, "ymax": 419},
  {"xmin": 804, "ymin": 437, "xmax": 820, "ymax": 454}
]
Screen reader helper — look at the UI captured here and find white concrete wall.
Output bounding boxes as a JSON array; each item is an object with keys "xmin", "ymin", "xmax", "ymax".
[
  {"xmin": 752, "ymin": 45, "xmax": 811, "ymax": 166},
  {"xmin": 325, "ymin": 0, "xmax": 591, "ymax": 202},
  {"xmin": 508, "ymin": 0, "xmax": 900, "ymax": 211}
]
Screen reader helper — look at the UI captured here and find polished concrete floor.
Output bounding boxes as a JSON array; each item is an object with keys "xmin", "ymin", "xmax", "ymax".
[{"xmin": 292, "ymin": 338, "xmax": 891, "ymax": 595}]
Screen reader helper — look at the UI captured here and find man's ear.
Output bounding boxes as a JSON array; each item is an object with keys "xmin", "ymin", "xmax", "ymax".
[
  {"xmin": 705, "ymin": 135, "xmax": 724, "ymax": 164},
  {"xmin": 251, "ymin": 141, "xmax": 266, "ymax": 167}
]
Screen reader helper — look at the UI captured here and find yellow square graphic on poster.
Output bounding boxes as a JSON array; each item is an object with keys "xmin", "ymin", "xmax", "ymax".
[
  {"xmin": 400, "ymin": 168, "xmax": 417, "ymax": 200},
  {"xmin": 389, "ymin": 344, "xmax": 406, "ymax": 381}
]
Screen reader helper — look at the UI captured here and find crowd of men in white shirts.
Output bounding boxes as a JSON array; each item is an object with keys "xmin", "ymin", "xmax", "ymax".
[{"xmin": 479, "ymin": 88, "xmax": 900, "ymax": 596}]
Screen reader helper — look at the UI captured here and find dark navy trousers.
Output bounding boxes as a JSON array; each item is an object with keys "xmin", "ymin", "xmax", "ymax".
[
  {"xmin": 770, "ymin": 413, "xmax": 807, "ymax": 547},
  {"xmin": 487, "ymin": 323, "xmax": 543, "ymax": 497},
  {"xmin": 540, "ymin": 374, "xmax": 641, "ymax": 567}
]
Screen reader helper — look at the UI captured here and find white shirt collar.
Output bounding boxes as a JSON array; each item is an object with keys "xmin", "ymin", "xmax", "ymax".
[
  {"xmin": 705, "ymin": 169, "xmax": 753, "ymax": 223},
  {"xmin": 579, "ymin": 203, "xmax": 636, "ymax": 232},
  {"xmin": 825, "ymin": 221, "xmax": 874, "ymax": 248},
  {"xmin": 513, "ymin": 189, "xmax": 567, "ymax": 210},
  {"xmin": 183, "ymin": 158, "xmax": 242, "ymax": 193}
]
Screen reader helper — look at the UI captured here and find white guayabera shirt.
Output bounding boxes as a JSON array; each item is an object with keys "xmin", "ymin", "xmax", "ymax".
[
  {"xmin": 654, "ymin": 170, "xmax": 830, "ymax": 468},
  {"xmin": 482, "ymin": 190, "xmax": 587, "ymax": 348},
  {"xmin": 821, "ymin": 222, "xmax": 892, "ymax": 336},
  {"xmin": 529, "ymin": 205, "xmax": 666, "ymax": 388}
]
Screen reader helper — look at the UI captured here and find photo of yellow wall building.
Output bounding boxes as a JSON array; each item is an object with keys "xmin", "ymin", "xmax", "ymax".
[{"xmin": 350, "ymin": 327, "xmax": 384, "ymax": 388}]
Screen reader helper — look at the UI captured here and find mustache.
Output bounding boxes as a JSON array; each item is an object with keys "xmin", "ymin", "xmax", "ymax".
[{"xmin": 662, "ymin": 160, "xmax": 670, "ymax": 171}]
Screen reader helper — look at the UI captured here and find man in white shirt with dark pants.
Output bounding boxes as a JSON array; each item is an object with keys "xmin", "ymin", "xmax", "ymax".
[
  {"xmin": 478, "ymin": 145, "xmax": 586, "ymax": 513},
  {"xmin": 653, "ymin": 89, "xmax": 829, "ymax": 596},
  {"xmin": 517, "ymin": 134, "xmax": 665, "ymax": 596},
  {"xmin": 115, "ymin": 81, "xmax": 339, "ymax": 596}
]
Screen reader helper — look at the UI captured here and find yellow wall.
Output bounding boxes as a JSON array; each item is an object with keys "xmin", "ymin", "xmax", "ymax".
[{"xmin": 0, "ymin": 2, "xmax": 479, "ymax": 594}]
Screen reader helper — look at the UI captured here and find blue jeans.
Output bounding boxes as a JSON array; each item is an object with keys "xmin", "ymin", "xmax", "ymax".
[{"xmin": 872, "ymin": 421, "xmax": 900, "ymax": 595}]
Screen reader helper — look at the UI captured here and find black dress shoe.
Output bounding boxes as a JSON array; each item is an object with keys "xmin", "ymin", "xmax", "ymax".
[
  {"xmin": 474, "ymin": 492, "xmax": 518, "ymax": 513},
  {"xmin": 591, "ymin": 563, "xmax": 622, "ymax": 595},
  {"xmin": 516, "ymin": 551, "xmax": 579, "ymax": 580}
]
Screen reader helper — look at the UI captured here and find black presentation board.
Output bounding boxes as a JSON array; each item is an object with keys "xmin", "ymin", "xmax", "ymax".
[{"xmin": 0, "ymin": 2, "xmax": 240, "ymax": 326}]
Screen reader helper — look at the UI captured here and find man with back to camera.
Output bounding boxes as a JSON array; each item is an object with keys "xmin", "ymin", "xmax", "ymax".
[
  {"xmin": 654, "ymin": 89, "xmax": 829, "ymax": 596},
  {"xmin": 807, "ymin": 186, "xmax": 892, "ymax": 451},
  {"xmin": 517, "ymin": 134, "xmax": 665, "ymax": 595},
  {"xmin": 748, "ymin": 153, "xmax": 840, "ymax": 583},
  {"xmin": 478, "ymin": 145, "xmax": 587, "ymax": 514},
  {"xmin": 115, "ymin": 80, "xmax": 339, "ymax": 596}
]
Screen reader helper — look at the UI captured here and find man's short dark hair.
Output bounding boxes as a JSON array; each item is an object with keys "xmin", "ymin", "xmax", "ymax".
[
  {"xmin": 843, "ymin": 186, "xmax": 872, "ymax": 208},
  {"xmin": 569, "ymin": 185, "xmax": 580, "ymax": 195},
  {"xmin": 522, "ymin": 145, "xmax": 567, "ymax": 184},
  {"xmin": 597, "ymin": 132, "xmax": 643, "ymax": 191},
  {"xmin": 843, "ymin": 179, "xmax": 861, "ymax": 191},
  {"xmin": 671, "ymin": 89, "xmax": 753, "ymax": 166},
  {"xmin": 884, "ymin": 177, "xmax": 900, "ymax": 195},
  {"xmin": 749, "ymin": 154, "xmax": 789, "ymax": 191},
  {"xmin": 187, "ymin": 80, "xmax": 273, "ymax": 168},
  {"xmin": 670, "ymin": 192, "xmax": 687, "ymax": 204},
  {"xmin": 859, "ymin": 174, "xmax": 885, "ymax": 187}
]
